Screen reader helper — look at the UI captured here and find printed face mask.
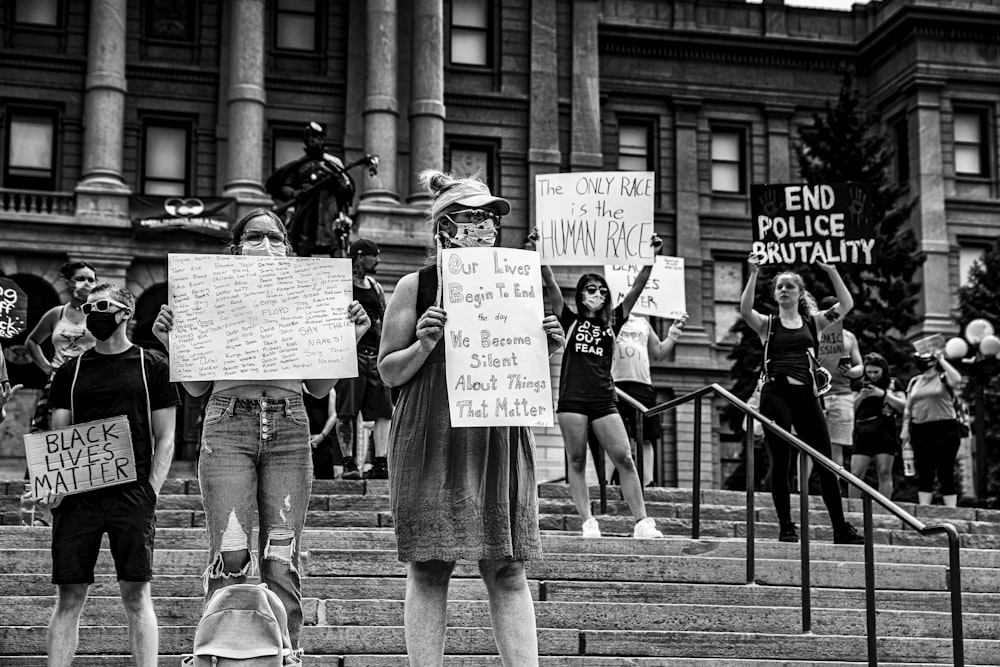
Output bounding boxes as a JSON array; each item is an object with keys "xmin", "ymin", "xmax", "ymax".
[
  {"xmin": 448, "ymin": 222, "xmax": 497, "ymax": 248},
  {"xmin": 583, "ymin": 294, "xmax": 605, "ymax": 312},
  {"xmin": 86, "ymin": 311, "xmax": 122, "ymax": 341}
]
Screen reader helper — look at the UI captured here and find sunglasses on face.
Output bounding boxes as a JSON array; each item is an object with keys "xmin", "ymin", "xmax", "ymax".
[
  {"xmin": 241, "ymin": 231, "xmax": 287, "ymax": 246},
  {"xmin": 439, "ymin": 208, "xmax": 501, "ymax": 229},
  {"xmin": 82, "ymin": 298, "xmax": 128, "ymax": 315},
  {"xmin": 583, "ymin": 285, "xmax": 608, "ymax": 296}
]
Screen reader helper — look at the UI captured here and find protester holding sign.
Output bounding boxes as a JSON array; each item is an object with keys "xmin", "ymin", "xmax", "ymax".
[
  {"xmin": 901, "ymin": 349, "xmax": 964, "ymax": 507},
  {"xmin": 536, "ymin": 233, "xmax": 665, "ymax": 540},
  {"xmin": 739, "ymin": 252, "xmax": 864, "ymax": 545},
  {"xmin": 25, "ymin": 261, "xmax": 98, "ymax": 431},
  {"xmin": 38, "ymin": 283, "xmax": 179, "ymax": 667},
  {"xmin": 379, "ymin": 170, "xmax": 564, "ymax": 666},
  {"xmin": 152, "ymin": 208, "xmax": 371, "ymax": 657}
]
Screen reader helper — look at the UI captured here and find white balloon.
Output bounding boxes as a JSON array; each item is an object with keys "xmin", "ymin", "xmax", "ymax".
[
  {"xmin": 980, "ymin": 334, "xmax": 1000, "ymax": 358},
  {"xmin": 945, "ymin": 337, "xmax": 969, "ymax": 359},
  {"xmin": 964, "ymin": 318, "xmax": 995, "ymax": 344}
]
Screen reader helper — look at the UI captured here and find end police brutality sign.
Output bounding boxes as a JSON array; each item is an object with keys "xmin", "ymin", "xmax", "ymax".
[
  {"xmin": 750, "ymin": 183, "xmax": 875, "ymax": 265},
  {"xmin": 24, "ymin": 416, "xmax": 136, "ymax": 498}
]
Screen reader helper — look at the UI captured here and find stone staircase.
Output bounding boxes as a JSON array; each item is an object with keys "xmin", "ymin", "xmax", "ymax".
[{"xmin": 1, "ymin": 478, "xmax": 999, "ymax": 665}]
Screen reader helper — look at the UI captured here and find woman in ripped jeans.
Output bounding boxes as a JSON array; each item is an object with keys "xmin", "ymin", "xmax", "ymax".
[{"xmin": 153, "ymin": 208, "xmax": 370, "ymax": 656}]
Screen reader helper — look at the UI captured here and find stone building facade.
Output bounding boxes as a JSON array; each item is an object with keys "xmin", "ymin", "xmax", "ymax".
[{"xmin": 1, "ymin": 0, "xmax": 998, "ymax": 485}]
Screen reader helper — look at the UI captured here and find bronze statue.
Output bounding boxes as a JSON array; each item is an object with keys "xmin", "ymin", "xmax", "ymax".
[{"xmin": 266, "ymin": 122, "xmax": 378, "ymax": 257}]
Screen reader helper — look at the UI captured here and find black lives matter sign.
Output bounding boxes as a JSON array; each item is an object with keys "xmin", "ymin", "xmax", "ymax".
[
  {"xmin": 24, "ymin": 416, "xmax": 137, "ymax": 498},
  {"xmin": 750, "ymin": 183, "xmax": 875, "ymax": 265}
]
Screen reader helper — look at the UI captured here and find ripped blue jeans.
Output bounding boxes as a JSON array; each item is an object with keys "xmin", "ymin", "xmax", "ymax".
[{"xmin": 199, "ymin": 394, "xmax": 312, "ymax": 649}]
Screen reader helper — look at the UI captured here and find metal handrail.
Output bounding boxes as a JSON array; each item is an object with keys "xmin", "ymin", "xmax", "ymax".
[{"xmin": 618, "ymin": 382, "xmax": 964, "ymax": 667}]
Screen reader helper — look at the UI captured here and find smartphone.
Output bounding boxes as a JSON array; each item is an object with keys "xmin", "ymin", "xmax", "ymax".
[{"xmin": 837, "ymin": 355, "xmax": 851, "ymax": 367}]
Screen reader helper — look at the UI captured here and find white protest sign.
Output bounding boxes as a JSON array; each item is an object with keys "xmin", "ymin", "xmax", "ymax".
[
  {"xmin": 604, "ymin": 256, "xmax": 686, "ymax": 319},
  {"xmin": 24, "ymin": 416, "xmax": 136, "ymax": 498},
  {"xmin": 535, "ymin": 171, "xmax": 656, "ymax": 266},
  {"xmin": 913, "ymin": 334, "xmax": 946, "ymax": 356},
  {"xmin": 442, "ymin": 247, "xmax": 554, "ymax": 427},
  {"xmin": 168, "ymin": 254, "xmax": 357, "ymax": 381}
]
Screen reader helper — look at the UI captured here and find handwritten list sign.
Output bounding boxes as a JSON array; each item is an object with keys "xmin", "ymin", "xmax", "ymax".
[
  {"xmin": 750, "ymin": 183, "xmax": 875, "ymax": 265},
  {"xmin": 604, "ymin": 256, "xmax": 687, "ymax": 319},
  {"xmin": 24, "ymin": 416, "xmax": 136, "ymax": 498},
  {"xmin": 442, "ymin": 248, "xmax": 554, "ymax": 427},
  {"xmin": 167, "ymin": 254, "xmax": 357, "ymax": 381},
  {"xmin": 535, "ymin": 171, "xmax": 656, "ymax": 266}
]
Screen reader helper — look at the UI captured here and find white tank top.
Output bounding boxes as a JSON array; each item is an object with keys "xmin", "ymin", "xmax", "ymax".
[
  {"xmin": 612, "ymin": 316, "xmax": 652, "ymax": 385},
  {"xmin": 50, "ymin": 305, "xmax": 96, "ymax": 370}
]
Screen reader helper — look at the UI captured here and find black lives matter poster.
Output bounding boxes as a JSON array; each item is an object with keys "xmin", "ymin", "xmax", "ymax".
[{"xmin": 750, "ymin": 183, "xmax": 875, "ymax": 265}]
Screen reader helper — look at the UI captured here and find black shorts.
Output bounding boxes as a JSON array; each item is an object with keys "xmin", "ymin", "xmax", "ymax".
[
  {"xmin": 335, "ymin": 349, "xmax": 393, "ymax": 421},
  {"xmin": 51, "ymin": 483, "xmax": 157, "ymax": 584},
  {"xmin": 557, "ymin": 397, "xmax": 619, "ymax": 421},
  {"xmin": 616, "ymin": 381, "xmax": 663, "ymax": 442}
]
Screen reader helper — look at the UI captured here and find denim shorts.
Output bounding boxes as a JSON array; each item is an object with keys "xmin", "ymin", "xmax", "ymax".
[{"xmin": 51, "ymin": 483, "xmax": 157, "ymax": 584}]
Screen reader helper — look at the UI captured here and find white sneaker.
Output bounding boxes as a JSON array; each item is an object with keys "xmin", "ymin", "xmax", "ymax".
[
  {"xmin": 581, "ymin": 517, "xmax": 601, "ymax": 538},
  {"xmin": 633, "ymin": 517, "xmax": 663, "ymax": 539}
]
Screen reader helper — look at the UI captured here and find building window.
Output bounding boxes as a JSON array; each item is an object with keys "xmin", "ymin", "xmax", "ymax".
[
  {"xmin": 711, "ymin": 128, "xmax": 745, "ymax": 193},
  {"xmin": 954, "ymin": 110, "xmax": 988, "ymax": 177},
  {"xmin": 959, "ymin": 245, "xmax": 987, "ymax": 287},
  {"xmin": 618, "ymin": 123, "xmax": 653, "ymax": 172},
  {"xmin": 450, "ymin": 0, "xmax": 491, "ymax": 67},
  {"xmin": 448, "ymin": 143, "xmax": 494, "ymax": 188},
  {"xmin": 15, "ymin": 0, "xmax": 59, "ymax": 26},
  {"xmin": 142, "ymin": 122, "xmax": 190, "ymax": 195},
  {"xmin": 892, "ymin": 115, "xmax": 909, "ymax": 184},
  {"xmin": 275, "ymin": 0, "xmax": 317, "ymax": 52},
  {"xmin": 4, "ymin": 111, "xmax": 57, "ymax": 191},
  {"xmin": 713, "ymin": 258, "xmax": 744, "ymax": 344},
  {"xmin": 273, "ymin": 131, "xmax": 303, "ymax": 172},
  {"xmin": 144, "ymin": 0, "xmax": 196, "ymax": 41}
]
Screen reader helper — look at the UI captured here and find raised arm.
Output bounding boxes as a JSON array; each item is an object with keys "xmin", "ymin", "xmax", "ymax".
[
  {"xmin": 377, "ymin": 272, "xmax": 445, "ymax": 388},
  {"xmin": 739, "ymin": 252, "xmax": 768, "ymax": 336},
  {"xmin": 935, "ymin": 350, "xmax": 963, "ymax": 389},
  {"xmin": 620, "ymin": 235, "xmax": 662, "ymax": 319},
  {"xmin": 648, "ymin": 315, "xmax": 686, "ymax": 361},
  {"xmin": 814, "ymin": 262, "xmax": 854, "ymax": 332}
]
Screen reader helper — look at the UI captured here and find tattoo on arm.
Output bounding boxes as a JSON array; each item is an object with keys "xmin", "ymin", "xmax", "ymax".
[{"xmin": 823, "ymin": 308, "xmax": 841, "ymax": 324}]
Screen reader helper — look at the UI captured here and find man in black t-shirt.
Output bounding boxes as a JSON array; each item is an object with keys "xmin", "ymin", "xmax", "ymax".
[
  {"xmin": 41, "ymin": 283, "xmax": 179, "ymax": 667},
  {"xmin": 334, "ymin": 239, "xmax": 392, "ymax": 480}
]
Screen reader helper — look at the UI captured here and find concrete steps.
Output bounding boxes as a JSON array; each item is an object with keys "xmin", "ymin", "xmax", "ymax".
[{"xmin": 0, "ymin": 479, "xmax": 996, "ymax": 664}]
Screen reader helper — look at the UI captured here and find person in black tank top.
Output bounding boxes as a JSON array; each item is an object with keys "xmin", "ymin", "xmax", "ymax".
[{"xmin": 740, "ymin": 252, "xmax": 864, "ymax": 545}]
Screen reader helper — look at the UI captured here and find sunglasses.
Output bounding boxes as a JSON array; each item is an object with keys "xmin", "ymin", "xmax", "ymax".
[
  {"xmin": 242, "ymin": 231, "xmax": 287, "ymax": 246},
  {"xmin": 82, "ymin": 298, "xmax": 128, "ymax": 315},
  {"xmin": 583, "ymin": 285, "xmax": 608, "ymax": 296},
  {"xmin": 439, "ymin": 208, "xmax": 501, "ymax": 229}
]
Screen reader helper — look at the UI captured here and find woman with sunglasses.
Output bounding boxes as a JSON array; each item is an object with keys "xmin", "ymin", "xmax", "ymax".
[
  {"xmin": 535, "ymin": 238, "xmax": 665, "ymax": 539},
  {"xmin": 151, "ymin": 208, "xmax": 371, "ymax": 659},
  {"xmin": 379, "ymin": 170, "xmax": 564, "ymax": 666},
  {"xmin": 25, "ymin": 261, "xmax": 99, "ymax": 431},
  {"xmin": 740, "ymin": 253, "xmax": 864, "ymax": 545}
]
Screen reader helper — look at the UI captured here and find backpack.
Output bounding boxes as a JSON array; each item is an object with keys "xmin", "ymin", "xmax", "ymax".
[
  {"xmin": 761, "ymin": 315, "xmax": 831, "ymax": 396},
  {"xmin": 182, "ymin": 584, "xmax": 300, "ymax": 666}
]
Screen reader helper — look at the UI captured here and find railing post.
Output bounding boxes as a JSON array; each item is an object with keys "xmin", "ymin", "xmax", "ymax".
[
  {"xmin": 946, "ymin": 527, "xmax": 965, "ymax": 666},
  {"xmin": 799, "ymin": 452, "xmax": 811, "ymax": 632},
  {"xmin": 636, "ymin": 405, "xmax": 645, "ymax": 498},
  {"xmin": 692, "ymin": 395, "xmax": 702, "ymax": 540},
  {"xmin": 746, "ymin": 421, "xmax": 755, "ymax": 584},
  {"xmin": 863, "ymin": 496, "xmax": 877, "ymax": 666}
]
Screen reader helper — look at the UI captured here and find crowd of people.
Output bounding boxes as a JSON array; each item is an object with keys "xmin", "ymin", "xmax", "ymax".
[{"xmin": 8, "ymin": 169, "xmax": 973, "ymax": 665}]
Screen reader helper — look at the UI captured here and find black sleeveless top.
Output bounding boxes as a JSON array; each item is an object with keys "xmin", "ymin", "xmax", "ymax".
[
  {"xmin": 767, "ymin": 318, "xmax": 814, "ymax": 385},
  {"xmin": 354, "ymin": 278, "xmax": 384, "ymax": 352}
]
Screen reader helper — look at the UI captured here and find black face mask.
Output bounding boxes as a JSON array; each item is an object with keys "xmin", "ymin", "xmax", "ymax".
[
  {"xmin": 86, "ymin": 311, "xmax": 122, "ymax": 341},
  {"xmin": 917, "ymin": 358, "xmax": 937, "ymax": 372}
]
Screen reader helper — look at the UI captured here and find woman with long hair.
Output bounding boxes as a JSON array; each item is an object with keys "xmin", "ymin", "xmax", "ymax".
[
  {"xmin": 900, "ymin": 349, "xmax": 963, "ymax": 506},
  {"xmin": 739, "ymin": 253, "xmax": 864, "ymax": 544},
  {"xmin": 378, "ymin": 170, "xmax": 565, "ymax": 666},
  {"xmin": 849, "ymin": 352, "xmax": 906, "ymax": 499},
  {"xmin": 152, "ymin": 207, "xmax": 370, "ymax": 660},
  {"xmin": 538, "ymin": 241, "xmax": 665, "ymax": 540}
]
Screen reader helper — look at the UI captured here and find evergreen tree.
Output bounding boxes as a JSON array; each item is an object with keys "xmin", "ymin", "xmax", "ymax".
[
  {"xmin": 724, "ymin": 68, "xmax": 924, "ymax": 442},
  {"xmin": 955, "ymin": 240, "xmax": 1000, "ymax": 504}
]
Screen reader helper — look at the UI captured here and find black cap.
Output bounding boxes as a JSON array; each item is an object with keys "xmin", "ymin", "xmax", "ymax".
[{"xmin": 349, "ymin": 239, "xmax": 379, "ymax": 258}]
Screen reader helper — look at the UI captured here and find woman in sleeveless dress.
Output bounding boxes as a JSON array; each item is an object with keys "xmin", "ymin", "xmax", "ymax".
[{"xmin": 378, "ymin": 170, "xmax": 564, "ymax": 666}]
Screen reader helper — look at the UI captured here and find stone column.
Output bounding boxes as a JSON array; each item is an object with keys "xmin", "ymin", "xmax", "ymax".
[
  {"xmin": 407, "ymin": 0, "xmax": 445, "ymax": 205},
  {"xmin": 912, "ymin": 78, "xmax": 952, "ymax": 334},
  {"xmin": 75, "ymin": 0, "xmax": 130, "ymax": 226},
  {"xmin": 222, "ymin": 0, "xmax": 268, "ymax": 205},
  {"xmin": 570, "ymin": 0, "xmax": 602, "ymax": 170},
  {"xmin": 362, "ymin": 0, "xmax": 399, "ymax": 203}
]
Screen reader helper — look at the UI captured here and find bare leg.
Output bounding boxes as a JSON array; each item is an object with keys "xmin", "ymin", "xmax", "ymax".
[
  {"xmin": 558, "ymin": 412, "xmax": 594, "ymax": 521},
  {"xmin": 641, "ymin": 440, "xmax": 655, "ymax": 486},
  {"xmin": 404, "ymin": 560, "xmax": 455, "ymax": 666},
  {"xmin": 875, "ymin": 454, "xmax": 895, "ymax": 499},
  {"xmin": 48, "ymin": 584, "xmax": 89, "ymax": 667},
  {"xmin": 373, "ymin": 418, "xmax": 390, "ymax": 458},
  {"xmin": 119, "ymin": 581, "xmax": 158, "ymax": 667},
  {"xmin": 479, "ymin": 560, "xmax": 538, "ymax": 667},
  {"xmin": 591, "ymin": 414, "xmax": 647, "ymax": 522},
  {"xmin": 849, "ymin": 454, "xmax": 871, "ymax": 499}
]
